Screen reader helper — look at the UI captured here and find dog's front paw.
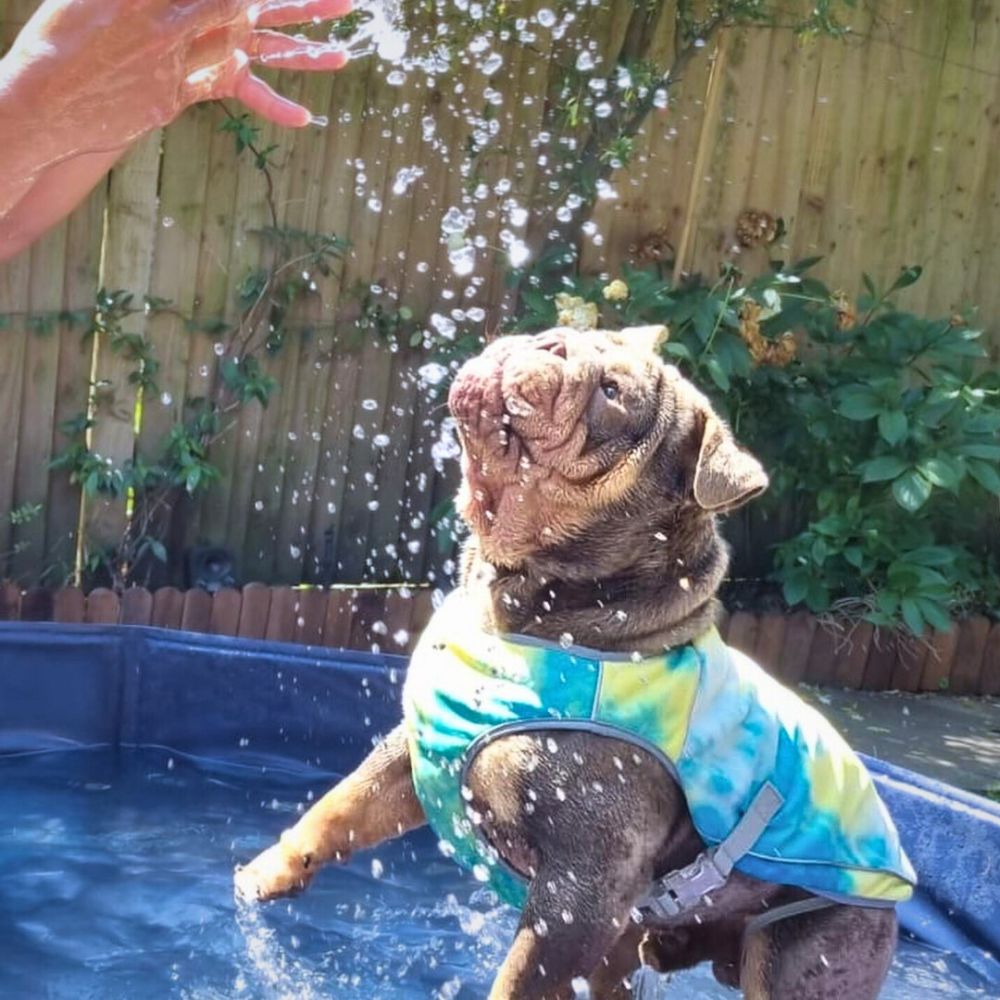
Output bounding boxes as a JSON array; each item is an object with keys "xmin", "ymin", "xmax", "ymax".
[{"xmin": 234, "ymin": 840, "xmax": 316, "ymax": 902}]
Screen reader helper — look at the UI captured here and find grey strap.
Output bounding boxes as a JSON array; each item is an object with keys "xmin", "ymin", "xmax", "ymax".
[
  {"xmin": 639, "ymin": 782, "xmax": 784, "ymax": 919},
  {"xmin": 744, "ymin": 896, "xmax": 838, "ymax": 936}
]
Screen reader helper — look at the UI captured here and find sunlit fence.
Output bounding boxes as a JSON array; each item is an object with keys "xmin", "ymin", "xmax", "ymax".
[{"xmin": 0, "ymin": 0, "xmax": 998, "ymax": 590}]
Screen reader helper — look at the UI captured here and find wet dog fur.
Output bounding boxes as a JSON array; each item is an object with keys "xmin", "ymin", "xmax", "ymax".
[{"xmin": 235, "ymin": 327, "xmax": 897, "ymax": 999}]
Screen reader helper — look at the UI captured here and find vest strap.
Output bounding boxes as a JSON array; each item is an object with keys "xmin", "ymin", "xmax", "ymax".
[{"xmin": 639, "ymin": 782, "xmax": 784, "ymax": 918}]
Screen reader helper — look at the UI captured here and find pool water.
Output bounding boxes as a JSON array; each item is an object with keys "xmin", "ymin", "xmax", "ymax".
[{"xmin": 0, "ymin": 748, "xmax": 993, "ymax": 999}]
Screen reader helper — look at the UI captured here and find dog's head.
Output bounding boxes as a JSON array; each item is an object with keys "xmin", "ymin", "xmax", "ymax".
[{"xmin": 448, "ymin": 326, "xmax": 768, "ymax": 568}]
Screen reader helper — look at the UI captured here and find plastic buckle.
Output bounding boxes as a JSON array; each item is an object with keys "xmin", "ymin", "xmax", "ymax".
[{"xmin": 641, "ymin": 851, "xmax": 727, "ymax": 918}]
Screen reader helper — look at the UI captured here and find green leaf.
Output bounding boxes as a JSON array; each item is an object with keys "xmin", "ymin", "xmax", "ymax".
[
  {"xmin": 900, "ymin": 597, "xmax": 925, "ymax": 637},
  {"xmin": 782, "ymin": 572, "xmax": 809, "ymax": 607},
  {"xmin": 859, "ymin": 456, "xmax": 908, "ymax": 482},
  {"xmin": 915, "ymin": 597, "xmax": 952, "ymax": 633},
  {"xmin": 889, "ymin": 265, "xmax": 923, "ymax": 293},
  {"xmin": 704, "ymin": 357, "xmax": 730, "ymax": 391},
  {"xmin": 917, "ymin": 456, "xmax": 963, "ymax": 489},
  {"xmin": 968, "ymin": 459, "xmax": 1000, "ymax": 495},
  {"xmin": 875, "ymin": 590, "xmax": 899, "ymax": 616},
  {"xmin": 837, "ymin": 386, "xmax": 883, "ymax": 421},
  {"xmin": 843, "ymin": 546, "xmax": 864, "ymax": 569},
  {"xmin": 904, "ymin": 546, "xmax": 955, "ymax": 567},
  {"xmin": 877, "ymin": 410, "xmax": 907, "ymax": 445},
  {"xmin": 862, "ymin": 273, "xmax": 877, "ymax": 298},
  {"xmin": 892, "ymin": 470, "xmax": 933, "ymax": 511},
  {"xmin": 959, "ymin": 443, "xmax": 1000, "ymax": 461},
  {"xmin": 663, "ymin": 341, "xmax": 693, "ymax": 361}
]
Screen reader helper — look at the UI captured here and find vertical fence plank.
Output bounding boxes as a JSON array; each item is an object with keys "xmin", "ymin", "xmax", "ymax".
[
  {"xmin": 81, "ymin": 133, "xmax": 162, "ymax": 557},
  {"xmin": 85, "ymin": 588, "xmax": 120, "ymax": 625},
  {"xmin": 949, "ymin": 616, "xmax": 991, "ymax": 696},
  {"xmin": 19, "ymin": 587, "xmax": 53, "ymax": 622},
  {"xmin": 45, "ymin": 182, "xmax": 108, "ymax": 581},
  {"xmin": 918, "ymin": 627, "xmax": 960, "ymax": 693},
  {"xmin": 834, "ymin": 622, "xmax": 874, "ymax": 691},
  {"xmin": 980, "ymin": 622, "xmax": 1000, "ymax": 698},
  {"xmin": 803, "ymin": 622, "xmax": 840, "ymax": 687},
  {"xmin": 294, "ymin": 587, "xmax": 328, "ymax": 647},
  {"xmin": 181, "ymin": 588, "xmax": 213, "ymax": 634},
  {"xmin": 151, "ymin": 587, "xmax": 185, "ymax": 629},
  {"xmin": 726, "ymin": 611, "xmax": 758, "ymax": 659},
  {"xmin": 265, "ymin": 586, "xmax": 299, "ymax": 643},
  {"xmin": 121, "ymin": 587, "xmax": 154, "ymax": 626},
  {"xmin": 777, "ymin": 610, "xmax": 817, "ymax": 686},
  {"xmin": 753, "ymin": 614, "xmax": 786, "ymax": 678},
  {"xmin": 11, "ymin": 223, "xmax": 68, "ymax": 582},
  {"xmin": 862, "ymin": 630, "xmax": 897, "ymax": 691},
  {"xmin": 323, "ymin": 588, "xmax": 357, "ymax": 648},
  {"xmin": 236, "ymin": 583, "xmax": 272, "ymax": 640},
  {"xmin": 52, "ymin": 586, "xmax": 85, "ymax": 623},
  {"xmin": 210, "ymin": 587, "xmax": 243, "ymax": 636}
]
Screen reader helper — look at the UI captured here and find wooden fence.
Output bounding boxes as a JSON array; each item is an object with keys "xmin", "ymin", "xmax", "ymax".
[
  {"xmin": 1, "ymin": 0, "xmax": 999, "ymax": 588},
  {"xmin": 0, "ymin": 581, "xmax": 995, "ymax": 696}
]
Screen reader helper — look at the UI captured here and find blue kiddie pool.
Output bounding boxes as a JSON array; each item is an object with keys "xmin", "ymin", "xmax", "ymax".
[{"xmin": 1, "ymin": 622, "xmax": 998, "ymax": 998}]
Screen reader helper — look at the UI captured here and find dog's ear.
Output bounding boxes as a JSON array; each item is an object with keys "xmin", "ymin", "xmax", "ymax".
[
  {"xmin": 693, "ymin": 413, "xmax": 769, "ymax": 512},
  {"xmin": 620, "ymin": 325, "xmax": 669, "ymax": 355}
]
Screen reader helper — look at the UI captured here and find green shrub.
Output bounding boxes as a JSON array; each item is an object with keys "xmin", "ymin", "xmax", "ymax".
[{"xmin": 512, "ymin": 255, "xmax": 1000, "ymax": 636}]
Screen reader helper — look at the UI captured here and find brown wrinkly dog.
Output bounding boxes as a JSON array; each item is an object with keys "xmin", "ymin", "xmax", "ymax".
[{"xmin": 235, "ymin": 327, "xmax": 897, "ymax": 999}]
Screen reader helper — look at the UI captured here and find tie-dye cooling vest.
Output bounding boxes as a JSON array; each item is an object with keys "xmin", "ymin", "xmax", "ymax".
[{"xmin": 402, "ymin": 591, "xmax": 916, "ymax": 909}]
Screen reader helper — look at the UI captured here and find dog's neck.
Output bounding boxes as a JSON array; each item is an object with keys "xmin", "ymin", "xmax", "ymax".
[{"xmin": 459, "ymin": 504, "xmax": 728, "ymax": 656}]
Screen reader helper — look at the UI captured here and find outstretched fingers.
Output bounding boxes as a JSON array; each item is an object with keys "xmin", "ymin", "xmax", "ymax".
[
  {"xmin": 249, "ymin": 29, "xmax": 348, "ymax": 70},
  {"xmin": 252, "ymin": 0, "xmax": 353, "ymax": 28}
]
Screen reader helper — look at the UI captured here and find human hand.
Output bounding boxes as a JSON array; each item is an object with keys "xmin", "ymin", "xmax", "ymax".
[{"xmin": 3, "ymin": 0, "xmax": 353, "ymax": 161}]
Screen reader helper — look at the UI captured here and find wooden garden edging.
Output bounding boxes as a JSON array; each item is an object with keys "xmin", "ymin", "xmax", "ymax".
[{"xmin": 0, "ymin": 582, "xmax": 995, "ymax": 696}]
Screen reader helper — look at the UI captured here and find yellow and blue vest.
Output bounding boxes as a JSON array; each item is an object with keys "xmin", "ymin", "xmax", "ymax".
[{"xmin": 403, "ymin": 591, "xmax": 916, "ymax": 909}]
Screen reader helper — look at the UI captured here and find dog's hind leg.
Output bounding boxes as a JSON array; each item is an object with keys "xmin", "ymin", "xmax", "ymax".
[
  {"xmin": 486, "ymin": 858, "xmax": 650, "ymax": 1000},
  {"xmin": 741, "ymin": 903, "xmax": 897, "ymax": 1000}
]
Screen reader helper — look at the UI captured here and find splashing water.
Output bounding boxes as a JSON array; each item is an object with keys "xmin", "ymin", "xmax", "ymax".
[{"xmin": 334, "ymin": 0, "xmax": 409, "ymax": 63}]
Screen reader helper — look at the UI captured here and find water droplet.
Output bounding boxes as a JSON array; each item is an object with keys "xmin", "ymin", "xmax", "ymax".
[
  {"xmin": 386, "ymin": 69, "xmax": 406, "ymax": 86},
  {"xmin": 160, "ymin": 391, "xmax": 173, "ymax": 406},
  {"xmin": 353, "ymin": 424, "xmax": 366, "ymax": 440},
  {"xmin": 419, "ymin": 362, "xmax": 449, "ymax": 386},
  {"xmin": 371, "ymin": 858, "xmax": 384, "ymax": 879},
  {"xmin": 559, "ymin": 632, "xmax": 574, "ymax": 649},
  {"xmin": 373, "ymin": 433, "xmax": 391, "ymax": 448},
  {"xmin": 561, "ymin": 909, "xmax": 574, "ymax": 925},
  {"xmin": 537, "ymin": 8, "xmax": 556, "ymax": 27},
  {"xmin": 508, "ymin": 240, "xmax": 530, "ymax": 268},
  {"xmin": 575, "ymin": 50, "xmax": 595, "ymax": 72},
  {"xmin": 430, "ymin": 313, "xmax": 457, "ymax": 339},
  {"xmin": 480, "ymin": 52, "xmax": 503, "ymax": 75},
  {"xmin": 392, "ymin": 165, "xmax": 425, "ymax": 196},
  {"xmin": 162, "ymin": 216, "xmax": 176, "ymax": 229}
]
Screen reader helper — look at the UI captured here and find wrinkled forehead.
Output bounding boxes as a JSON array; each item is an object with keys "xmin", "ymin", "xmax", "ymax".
[{"xmin": 482, "ymin": 327, "xmax": 664, "ymax": 375}]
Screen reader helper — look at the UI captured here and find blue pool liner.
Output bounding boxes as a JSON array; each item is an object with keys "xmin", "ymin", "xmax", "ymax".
[{"xmin": 1, "ymin": 622, "xmax": 997, "ymax": 984}]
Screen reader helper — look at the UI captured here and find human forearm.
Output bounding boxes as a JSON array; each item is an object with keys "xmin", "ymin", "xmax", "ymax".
[{"xmin": 0, "ymin": 147, "xmax": 125, "ymax": 263}]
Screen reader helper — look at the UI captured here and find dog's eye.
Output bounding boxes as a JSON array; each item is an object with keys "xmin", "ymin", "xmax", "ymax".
[{"xmin": 601, "ymin": 381, "xmax": 620, "ymax": 401}]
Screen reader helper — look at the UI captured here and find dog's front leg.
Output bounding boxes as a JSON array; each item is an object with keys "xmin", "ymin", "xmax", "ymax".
[
  {"xmin": 488, "ymin": 865, "xmax": 649, "ymax": 1000},
  {"xmin": 234, "ymin": 724, "xmax": 425, "ymax": 901}
]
